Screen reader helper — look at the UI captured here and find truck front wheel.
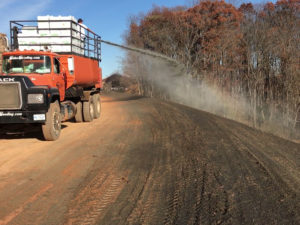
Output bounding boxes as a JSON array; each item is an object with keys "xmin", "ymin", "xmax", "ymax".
[
  {"xmin": 42, "ymin": 101, "xmax": 61, "ymax": 141},
  {"xmin": 83, "ymin": 96, "xmax": 94, "ymax": 122}
]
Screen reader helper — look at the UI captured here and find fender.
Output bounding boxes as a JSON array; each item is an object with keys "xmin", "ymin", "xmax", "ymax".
[
  {"xmin": 48, "ymin": 88, "xmax": 60, "ymax": 104},
  {"xmin": 27, "ymin": 86, "xmax": 60, "ymax": 110}
]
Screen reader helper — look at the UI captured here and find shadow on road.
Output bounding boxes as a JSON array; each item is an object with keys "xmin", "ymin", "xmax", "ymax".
[{"xmin": 0, "ymin": 124, "xmax": 68, "ymax": 140}]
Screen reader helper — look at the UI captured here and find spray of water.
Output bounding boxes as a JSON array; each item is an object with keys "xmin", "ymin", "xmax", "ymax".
[
  {"xmin": 101, "ymin": 40, "xmax": 178, "ymax": 65},
  {"xmin": 124, "ymin": 53, "xmax": 251, "ymax": 122}
]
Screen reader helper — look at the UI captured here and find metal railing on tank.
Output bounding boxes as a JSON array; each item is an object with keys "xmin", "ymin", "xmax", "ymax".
[{"xmin": 10, "ymin": 20, "xmax": 101, "ymax": 62}]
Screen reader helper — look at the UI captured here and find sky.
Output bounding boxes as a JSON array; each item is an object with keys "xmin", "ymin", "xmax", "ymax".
[{"xmin": 0, "ymin": 0, "xmax": 265, "ymax": 78}]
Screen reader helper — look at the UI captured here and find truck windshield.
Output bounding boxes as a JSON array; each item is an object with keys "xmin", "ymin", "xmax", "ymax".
[{"xmin": 2, "ymin": 55, "xmax": 51, "ymax": 74}]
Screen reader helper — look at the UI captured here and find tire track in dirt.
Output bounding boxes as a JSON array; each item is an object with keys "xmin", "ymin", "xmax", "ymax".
[
  {"xmin": 64, "ymin": 140, "xmax": 129, "ymax": 224},
  {"xmin": 64, "ymin": 97, "xmax": 142, "ymax": 225},
  {"xmin": 66, "ymin": 175, "xmax": 125, "ymax": 225},
  {"xmin": 125, "ymin": 108, "xmax": 168, "ymax": 225},
  {"xmin": 151, "ymin": 102, "xmax": 210, "ymax": 225}
]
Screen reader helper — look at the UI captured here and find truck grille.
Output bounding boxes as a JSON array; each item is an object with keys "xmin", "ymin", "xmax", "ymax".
[{"xmin": 0, "ymin": 82, "xmax": 22, "ymax": 110}]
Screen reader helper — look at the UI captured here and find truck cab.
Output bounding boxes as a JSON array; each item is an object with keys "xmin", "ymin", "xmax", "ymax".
[
  {"xmin": 0, "ymin": 17, "xmax": 102, "ymax": 141},
  {"xmin": 2, "ymin": 51, "xmax": 66, "ymax": 99}
]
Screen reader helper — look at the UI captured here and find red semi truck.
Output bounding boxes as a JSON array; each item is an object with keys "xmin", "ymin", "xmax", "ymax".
[{"xmin": 0, "ymin": 18, "xmax": 102, "ymax": 140}]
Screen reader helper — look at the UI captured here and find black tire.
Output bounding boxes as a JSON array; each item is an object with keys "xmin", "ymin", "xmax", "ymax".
[
  {"xmin": 75, "ymin": 101, "xmax": 83, "ymax": 122},
  {"xmin": 83, "ymin": 96, "xmax": 94, "ymax": 122},
  {"xmin": 42, "ymin": 101, "xmax": 61, "ymax": 141},
  {"xmin": 93, "ymin": 94, "xmax": 101, "ymax": 119}
]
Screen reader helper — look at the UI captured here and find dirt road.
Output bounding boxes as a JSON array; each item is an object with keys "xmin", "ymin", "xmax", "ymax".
[{"xmin": 0, "ymin": 93, "xmax": 299, "ymax": 225}]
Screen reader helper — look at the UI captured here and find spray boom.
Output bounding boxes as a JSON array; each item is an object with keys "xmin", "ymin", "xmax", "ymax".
[{"xmin": 100, "ymin": 40, "xmax": 178, "ymax": 65}]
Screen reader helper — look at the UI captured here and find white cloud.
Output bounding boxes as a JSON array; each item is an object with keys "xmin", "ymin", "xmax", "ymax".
[{"xmin": 0, "ymin": 0, "xmax": 52, "ymax": 35}]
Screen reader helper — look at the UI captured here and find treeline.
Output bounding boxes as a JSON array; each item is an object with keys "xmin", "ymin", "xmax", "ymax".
[{"xmin": 123, "ymin": 0, "xmax": 300, "ymax": 137}]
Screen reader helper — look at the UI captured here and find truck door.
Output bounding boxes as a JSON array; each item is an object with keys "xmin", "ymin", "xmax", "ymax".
[{"xmin": 53, "ymin": 57, "xmax": 65, "ymax": 101}]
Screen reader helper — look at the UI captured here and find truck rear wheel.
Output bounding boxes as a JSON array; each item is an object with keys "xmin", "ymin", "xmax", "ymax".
[
  {"xmin": 93, "ymin": 94, "xmax": 101, "ymax": 119},
  {"xmin": 75, "ymin": 101, "xmax": 83, "ymax": 122},
  {"xmin": 42, "ymin": 101, "xmax": 61, "ymax": 141},
  {"xmin": 83, "ymin": 96, "xmax": 94, "ymax": 122}
]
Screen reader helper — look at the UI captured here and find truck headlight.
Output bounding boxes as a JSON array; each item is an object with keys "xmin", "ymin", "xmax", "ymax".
[{"xmin": 28, "ymin": 94, "xmax": 44, "ymax": 104}]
